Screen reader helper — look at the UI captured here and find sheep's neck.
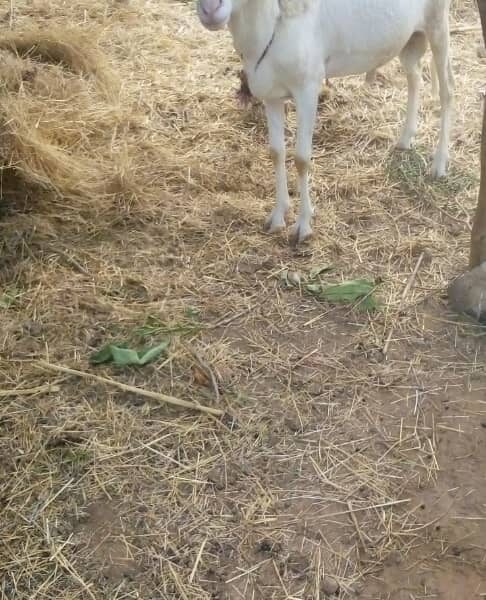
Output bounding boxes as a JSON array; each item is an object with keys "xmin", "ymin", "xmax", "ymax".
[{"xmin": 229, "ymin": 0, "xmax": 282, "ymax": 71}]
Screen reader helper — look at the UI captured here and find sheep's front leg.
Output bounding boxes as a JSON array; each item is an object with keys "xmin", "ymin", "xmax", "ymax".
[
  {"xmin": 290, "ymin": 85, "xmax": 319, "ymax": 245},
  {"xmin": 263, "ymin": 99, "xmax": 290, "ymax": 233}
]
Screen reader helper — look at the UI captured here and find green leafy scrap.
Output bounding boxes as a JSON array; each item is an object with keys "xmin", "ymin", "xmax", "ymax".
[
  {"xmin": 0, "ymin": 287, "xmax": 21, "ymax": 309},
  {"xmin": 308, "ymin": 264, "xmax": 333, "ymax": 279},
  {"xmin": 305, "ymin": 279, "xmax": 379, "ymax": 311},
  {"xmin": 90, "ymin": 340, "xmax": 169, "ymax": 366}
]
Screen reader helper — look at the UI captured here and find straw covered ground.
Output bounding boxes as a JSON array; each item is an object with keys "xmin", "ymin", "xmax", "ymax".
[{"xmin": 1, "ymin": 0, "xmax": 486, "ymax": 598}]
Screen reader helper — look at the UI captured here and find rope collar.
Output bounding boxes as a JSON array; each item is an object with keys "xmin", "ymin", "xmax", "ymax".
[{"xmin": 254, "ymin": 0, "xmax": 282, "ymax": 72}]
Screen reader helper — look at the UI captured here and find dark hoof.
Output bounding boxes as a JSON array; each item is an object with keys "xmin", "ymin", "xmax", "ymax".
[
  {"xmin": 289, "ymin": 223, "xmax": 313, "ymax": 247},
  {"xmin": 448, "ymin": 263, "xmax": 486, "ymax": 323},
  {"xmin": 263, "ymin": 219, "xmax": 286, "ymax": 234}
]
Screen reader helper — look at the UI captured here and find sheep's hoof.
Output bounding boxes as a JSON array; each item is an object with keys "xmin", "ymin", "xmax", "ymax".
[
  {"xmin": 289, "ymin": 222, "xmax": 313, "ymax": 247},
  {"xmin": 263, "ymin": 211, "xmax": 287, "ymax": 233},
  {"xmin": 430, "ymin": 155, "xmax": 449, "ymax": 179},
  {"xmin": 365, "ymin": 70, "xmax": 377, "ymax": 85},
  {"xmin": 448, "ymin": 263, "xmax": 486, "ymax": 323},
  {"xmin": 396, "ymin": 138, "xmax": 413, "ymax": 151}
]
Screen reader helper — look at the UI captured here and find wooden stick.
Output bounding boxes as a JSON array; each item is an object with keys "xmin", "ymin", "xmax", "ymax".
[
  {"xmin": 36, "ymin": 360, "xmax": 224, "ymax": 417},
  {"xmin": 383, "ymin": 252, "xmax": 424, "ymax": 357}
]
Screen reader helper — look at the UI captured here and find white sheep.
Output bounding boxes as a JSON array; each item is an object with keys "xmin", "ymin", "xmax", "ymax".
[
  {"xmin": 197, "ymin": 0, "xmax": 454, "ymax": 244},
  {"xmin": 236, "ymin": 68, "xmax": 379, "ymax": 106}
]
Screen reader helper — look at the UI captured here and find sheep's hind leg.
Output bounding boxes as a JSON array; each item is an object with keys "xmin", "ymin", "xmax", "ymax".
[
  {"xmin": 365, "ymin": 69, "xmax": 377, "ymax": 85},
  {"xmin": 428, "ymin": 17, "xmax": 453, "ymax": 178},
  {"xmin": 397, "ymin": 32, "xmax": 427, "ymax": 150}
]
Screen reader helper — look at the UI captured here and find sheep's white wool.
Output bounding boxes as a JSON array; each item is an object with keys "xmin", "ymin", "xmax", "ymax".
[
  {"xmin": 279, "ymin": 0, "xmax": 313, "ymax": 18},
  {"xmin": 197, "ymin": 0, "xmax": 453, "ymax": 245}
]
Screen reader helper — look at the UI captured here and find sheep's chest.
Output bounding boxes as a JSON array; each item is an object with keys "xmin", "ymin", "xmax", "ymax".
[{"xmin": 244, "ymin": 54, "xmax": 301, "ymax": 102}]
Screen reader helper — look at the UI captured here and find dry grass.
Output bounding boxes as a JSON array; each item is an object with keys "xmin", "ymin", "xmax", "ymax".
[{"xmin": 1, "ymin": 1, "xmax": 486, "ymax": 598}]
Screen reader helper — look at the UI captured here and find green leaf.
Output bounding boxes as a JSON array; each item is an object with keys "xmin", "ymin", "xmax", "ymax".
[
  {"xmin": 0, "ymin": 287, "xmax": 21, "ymax": 309},
  {"xmin": 305, "ymin": 283, "xmax": 322, "ymax": 294},
  {"xmin": 110, "ymin": 346, "xmax": 144, "ymax": 366},
  {"xmin": 305, "ymin": 279, "xmax": 379, "ymax": 311},
  {"xmin": 185, "ymin": 305, "xmax": 201, "ymax": 319},
  {"xmin": 136, "ymin": 342, "xmax": 170, "ymax": 365},
  {"xmin": 89, "ymin": 341, "xmax": 169, "ymax": 366},
  {"xmin": 89, "ymin": 343, "xmax": 119, "ymax": 365}
]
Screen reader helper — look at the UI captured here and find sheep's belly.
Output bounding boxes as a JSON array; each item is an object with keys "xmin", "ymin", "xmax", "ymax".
[{"xmin": 325, "ymin": 48, "xmax": 400, "ymax": 78}]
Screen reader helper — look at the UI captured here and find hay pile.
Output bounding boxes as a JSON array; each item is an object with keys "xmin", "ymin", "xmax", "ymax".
[
  {"xmin": 0, "ymin": 22, "xmax": 188, "ymax": 242},
  {"xmin": 0, "ymin": 29, "xmax": 123, "ymax": 204}
]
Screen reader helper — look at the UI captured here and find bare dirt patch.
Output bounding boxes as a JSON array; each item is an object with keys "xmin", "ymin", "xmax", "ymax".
[{"xmin": 73, "ymin": 501, "xmax": 141, "ymax": 582}]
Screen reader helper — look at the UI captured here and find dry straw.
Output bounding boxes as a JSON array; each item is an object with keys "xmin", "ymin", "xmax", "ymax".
[
  {"xmin": 0, "ymin": 0, "xmax": 485, "ymax": 599},
  {"xmin": 0, "ymin": 27, "xmax": 125, "ymax": 207}
]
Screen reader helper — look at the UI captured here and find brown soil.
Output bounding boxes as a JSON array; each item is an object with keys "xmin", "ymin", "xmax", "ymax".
[{"xmin": 1, "ymin": 1, "xmax": 486, "ymax": 599}]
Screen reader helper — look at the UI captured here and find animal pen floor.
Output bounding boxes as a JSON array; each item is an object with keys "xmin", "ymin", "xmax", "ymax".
[{"xmin": 1, "ymin": 0, "xmax": 486, "ymax": 598}]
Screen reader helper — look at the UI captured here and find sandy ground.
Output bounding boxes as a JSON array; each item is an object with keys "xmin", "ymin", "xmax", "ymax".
[{"xmin": 1, "ymin": 0, "xmax": 486, "ymax": 598}]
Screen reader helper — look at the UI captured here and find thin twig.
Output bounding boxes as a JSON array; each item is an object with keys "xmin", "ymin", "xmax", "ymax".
[
  {"xmin": 451, "ymin": 24, "xmax": 481, "ymax": 33},
  {"xmin": 31, "ymin": 478, "xmax": 74, "ymax": 521},
  {"xmin": 53, "ymin": 549, "xmax": 98, "ymax": 600},
  {"xmin": 401, "ymin": 504, "xmax": 453, "ymax": 533},
  {"xmin": 189, "ymin": 537, "xmax": 207, "ymax": 583},
  {"xmin": 209, "ymin": 307, "xmax": 252, "ymax": 330},
  {"xmin": 347, "ymin": 500, "xmax": 369, "ymax": 553},
  {"xmin": 383, "ymin": 252, "xmax": 424, "ymax": 357},
  {"xmin": 167, "ymin": 562, "xmax": 190, "ymax": 600},
  {"xmin": 325, "ymin": 498, "xmax": 411, "ymax": 518},
  {"xmin": 183, "ymin": 342, "xmax": 220, "ymax": 403},
  {"xmin": 0, "ymin": 382, "xmax": 60, "ymax": 397},
  {"xmin": 35, "ymin": 360, "xmax": 224, "ymax": 416},
  {"xmin": 48, "ymin": 247, "xmax": 91, "ymax": 276},
  {"xmin": 208, "ymin": 294, "xmax": 269, "ymax": 330},
  {"xmin": 225, "ymin": 559, "xmax": 270, "ymax": 584}
]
